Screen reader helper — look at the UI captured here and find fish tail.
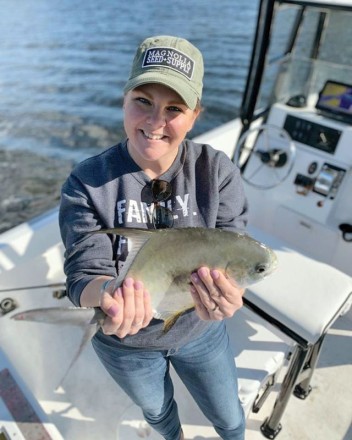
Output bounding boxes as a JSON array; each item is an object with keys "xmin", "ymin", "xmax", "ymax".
[{"xmin": 55, "ymin": 321, "xmax": 100, "ymax": 390}]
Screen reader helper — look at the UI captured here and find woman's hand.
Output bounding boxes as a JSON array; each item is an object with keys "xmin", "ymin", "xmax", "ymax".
[
  {"xmin": 100, "ymin": 278, "xmax": 153, "ymax": 337},
  {"xmin": 190, "ymin": 267, "xmax": 244, "ymax": 321}
]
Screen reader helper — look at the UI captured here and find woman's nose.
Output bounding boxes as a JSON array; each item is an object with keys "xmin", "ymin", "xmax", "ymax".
[{"xmin": 146, "ymin": 107, "xmax": 166, "ymax": 127}]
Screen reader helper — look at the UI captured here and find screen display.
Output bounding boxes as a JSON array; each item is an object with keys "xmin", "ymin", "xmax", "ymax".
[{"xmin": 316, "ymin": 80, "xmax": 352, "ymax": 123}]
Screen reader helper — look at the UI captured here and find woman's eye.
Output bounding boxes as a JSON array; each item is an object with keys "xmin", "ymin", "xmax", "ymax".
[
  {"xmin": 168, "ymin": 106, "xmax": 182, "ymax": 112},
  {"xmin": 136, "ymin": 97, "xmax": 150, "ymax": 105}
]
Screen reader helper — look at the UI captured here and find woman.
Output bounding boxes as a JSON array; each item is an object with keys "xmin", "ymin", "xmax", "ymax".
[{"xmin": 59, "ymin": 35, "xmax": 247, "ymax": 440}]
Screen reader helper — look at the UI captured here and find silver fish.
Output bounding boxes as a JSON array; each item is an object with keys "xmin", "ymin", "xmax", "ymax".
[
  {"xmin": 98, "ymin": 227, "xmax": 278, "ymax": 329},
  {"xmin": 11, "ymin": 227, "xmax": 277, "ymax": 387}
]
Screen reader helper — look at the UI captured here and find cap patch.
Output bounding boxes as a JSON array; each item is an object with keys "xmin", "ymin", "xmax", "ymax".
[{"xmin": 142, "ymin": 47, "xmax": 194, "ymax": 80}]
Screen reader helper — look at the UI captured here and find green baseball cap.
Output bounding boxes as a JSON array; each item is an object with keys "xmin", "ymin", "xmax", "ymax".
[{"xmin": 124, "ymin": 35, "xmax": 204, "ymax": 110}]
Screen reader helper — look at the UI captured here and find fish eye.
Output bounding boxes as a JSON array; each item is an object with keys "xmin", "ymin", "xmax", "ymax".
[{"xmin": 255, "ymin": 263, "xmax": 267, "ymax": 274}]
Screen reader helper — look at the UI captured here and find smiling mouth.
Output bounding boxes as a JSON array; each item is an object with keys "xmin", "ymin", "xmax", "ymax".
[{"xmin": 141, "ymin": 130, "xmax": 166, "ymax": 141}]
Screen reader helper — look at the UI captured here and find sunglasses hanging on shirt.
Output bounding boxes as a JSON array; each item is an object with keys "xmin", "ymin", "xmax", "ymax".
[{"xmin": 147, "ymin": 179, "xmax": 174, "ymax": 229}]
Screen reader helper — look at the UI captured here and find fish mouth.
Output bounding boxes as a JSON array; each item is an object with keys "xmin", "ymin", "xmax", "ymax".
[{"xmin": 258, "ymin": 256, "xmax": 278, "ymax": 278}]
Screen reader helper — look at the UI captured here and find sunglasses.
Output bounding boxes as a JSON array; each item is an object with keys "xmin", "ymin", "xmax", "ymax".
[{"xmin": 148, "ymin": 179, "xmax": 174, "ymax": 229}]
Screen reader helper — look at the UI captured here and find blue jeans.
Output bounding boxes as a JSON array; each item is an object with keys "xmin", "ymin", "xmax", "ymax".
[{"xmin": 92, "ymin": 321, "xmax": 245, "ymax": 440}]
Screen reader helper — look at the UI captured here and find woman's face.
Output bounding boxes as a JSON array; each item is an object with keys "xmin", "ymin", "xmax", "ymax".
[{"xmin": 123, "ymin": 83, "xmax": 199, "ymax": 173}]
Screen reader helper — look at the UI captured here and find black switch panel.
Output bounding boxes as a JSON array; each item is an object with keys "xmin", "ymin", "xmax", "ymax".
[{"xmin": 284, "ymin": 115, "xmax": 341, "ymax": 154}]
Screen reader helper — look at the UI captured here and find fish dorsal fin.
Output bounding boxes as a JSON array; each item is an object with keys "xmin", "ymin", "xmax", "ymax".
[
  {"xmin": 94, "ymin": 227, "xmax": 154, "ymax": 241},
  {"xmin": 94, "ymin": 228, "xmax": 154, "ymax": 283}
]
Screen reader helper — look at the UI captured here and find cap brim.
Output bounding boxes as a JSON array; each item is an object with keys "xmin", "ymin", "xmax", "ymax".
[{"xmin": 124, "ymin": 71, "xmax": 198, "ymax": 110}]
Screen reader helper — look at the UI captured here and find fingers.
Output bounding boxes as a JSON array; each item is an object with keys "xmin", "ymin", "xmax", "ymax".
[
  {"xmin": 142, "ymin": 289, "xmax": 153, "ymax": 327},
  {"xmin": 190, "ymin": 284, "xmax": 219, "ymax": 320},
  {"xmin": 211, "ymin": 269, "xmax": 245, "ymax": 306},
  {"xmin": 117, "ymin": 278, "xmax": 140, "ymax": 336},
  {"xmin": 101, "ymin": 278, "xmax": 153, "ymax": 337},
  {"xmin": 100, "ymin": 286, "xmax": 123, "ymax": 335},
  {"xmin": 190, "ymin": 269, "xmax": 221, "ymax": 319},
  {"xmin": 190, "ymin": 267, "xmax": 244, "ymax": 321}
]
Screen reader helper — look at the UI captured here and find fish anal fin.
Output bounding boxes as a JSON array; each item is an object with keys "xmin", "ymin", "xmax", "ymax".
[{"xmin": 162, "ymin": 307, "xmax": 194, "ymax": 334}]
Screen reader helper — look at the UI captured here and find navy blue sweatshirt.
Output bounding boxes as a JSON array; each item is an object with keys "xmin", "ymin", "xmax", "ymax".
[{"xmin": 59, "ymin": 139, "xmax": 248, "ymax": 349}]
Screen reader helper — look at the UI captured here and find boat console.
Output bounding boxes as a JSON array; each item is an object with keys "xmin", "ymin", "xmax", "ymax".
[
  {"xmin": 226, "ymin": 77, "xmax": 352, "ymax": 437},
  {"xmin": 241, "ymin": 80, "xmax": 352, "ymax": 276}
]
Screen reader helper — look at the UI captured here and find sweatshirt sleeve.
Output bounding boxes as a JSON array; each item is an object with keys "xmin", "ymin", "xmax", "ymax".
[
  {"xmin": 59, "ymin": 173, "xmax": 117, "ymax": 306},
  {"xmin": 216, "ymin": 159, "xmax": 249, "ymax": 232}
]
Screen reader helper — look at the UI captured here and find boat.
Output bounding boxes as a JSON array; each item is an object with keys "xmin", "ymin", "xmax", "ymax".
[{"xmin": 1, "ymin": 0, "xmax": 351, "ymax": 439}]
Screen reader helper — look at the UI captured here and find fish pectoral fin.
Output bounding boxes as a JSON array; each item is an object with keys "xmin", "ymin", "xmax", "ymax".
[{"xmin": 171, "ymin": 273, "xmax": 192, "ymax": 288}]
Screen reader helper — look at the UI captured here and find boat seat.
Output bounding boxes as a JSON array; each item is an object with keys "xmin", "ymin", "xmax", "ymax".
[
  {"xmin": 242, "ymin": 225, "xmax": 352, "ymax": 438},
  {"xmin": 247, "ymin": 226, "xmax": 352, "ymax": 345},
  {"xmin": 227, "ymin": 307, "xmax": 290, "ymax": 417}
]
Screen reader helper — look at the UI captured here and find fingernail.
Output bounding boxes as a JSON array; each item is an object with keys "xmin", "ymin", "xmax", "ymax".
[
  {"xmin": 211, "ymin": 270, "xmax": 220, "ymax": 280},
  {"xmin": 134, "ymin": 280, "xmax": 143, "ymax": 290},
  {"xmin": 191, "ymin": 273, "xmax": 199, "ymax": 283},
  {"xmin": 198, "ymin": 267, "xmax": 208, "ymax": 277},
  {"xmin": 114, "ymin": 287, "xmax": 123, "ymax": 298},
  {"xmin": 124, "ymin": 278, "xmax": 134, "ymax": 288},
  {"xmin": 107, "ymin": 304, "xmax": 119, "ymax": 317}
]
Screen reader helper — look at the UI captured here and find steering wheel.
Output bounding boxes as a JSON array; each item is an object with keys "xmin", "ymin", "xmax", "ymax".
[{"xmin": 234, "ymin": 124, "xmax": 296, "ymax": 189}]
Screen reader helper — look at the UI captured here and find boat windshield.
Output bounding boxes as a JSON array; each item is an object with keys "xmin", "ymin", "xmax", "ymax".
[{"xmin": 255, "ymin": 4, "xmax": 352, "ymax": 114}]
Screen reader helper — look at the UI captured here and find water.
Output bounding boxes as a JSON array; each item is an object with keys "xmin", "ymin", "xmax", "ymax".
[{"xmin": 0, "ymin": 0, "xmax": 259, "ymax": 232}]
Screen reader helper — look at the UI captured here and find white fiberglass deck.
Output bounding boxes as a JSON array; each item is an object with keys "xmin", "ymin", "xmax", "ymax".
[{"xmin": 1, "ymin": 209, "xmax": 351, "ymax": 439}]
